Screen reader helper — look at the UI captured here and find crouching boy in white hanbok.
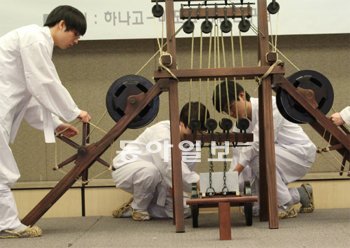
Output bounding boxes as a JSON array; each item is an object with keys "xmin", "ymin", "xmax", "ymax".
[
  {"xmin": 111, "ymin": 102, "xmax": 209, "ymax": 221},
  {"xmin": 214, "ymin": 81, "xmax": 316, "ymax": 219}
]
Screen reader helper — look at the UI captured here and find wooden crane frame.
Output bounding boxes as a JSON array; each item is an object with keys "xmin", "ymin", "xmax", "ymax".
[{"xmin": 22, "ymin": 0, "xmax": 350, "ymax": 234}]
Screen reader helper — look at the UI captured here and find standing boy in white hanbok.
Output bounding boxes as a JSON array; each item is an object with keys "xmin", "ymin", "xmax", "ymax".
[
  {"xmin": 112, "ymin": 102, "xmax": 209, "ymax": 221},
  {"xmin": 213, "ymin": 81, "xmax": 316, "ymax": 219},
  {"xmin": 0, "ymin": 6, "xmax": 91, "ymax": 238}
]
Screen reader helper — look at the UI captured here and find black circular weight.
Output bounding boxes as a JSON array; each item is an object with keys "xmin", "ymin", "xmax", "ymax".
[
  {"xmin": 219, "ymin": 118, "xmax": 233, "ymax": 131},
  {"xmin": 106, "ymin": 75, "xmax": 160, "ymax": 129},
  {"xmin": 189, "ymin": 119, "xmax": 201, "ymax": 132},
  {"xmin": 152, "ymin": 4, "xmax": 164, "ymax": 18},
  {"xmin": 238, "ymin": 19, "xmax": 251, "ymax": 32},
  {"xmin": 201, "ymin": 20, "xmax": 213, "ymax": 34},
  {"xmin": 183, "ymin": 20, "xmax": 195, "ymax": 34},
  {"xmin": 236, "ymin": 118, "xmax": 250, "ymax": 131},
  {"xmin": 276, "ymin": 70, "xmax": 334, "ymax": 124},
  {"xmin": 267, "ymin": 1, "xmax": 280, "ymax": 14},
  {"xmin": 205, "ymin": 118, "xmax": 218, "ymax": 132},
  {"xmin": 220, "ymin": 19, "xmax": 232, "ymax": 33}
]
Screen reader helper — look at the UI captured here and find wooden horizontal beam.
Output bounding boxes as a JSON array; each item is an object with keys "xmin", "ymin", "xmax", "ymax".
[
  {"xmin": 183, "ymin": 132, "xmax": 253, "ymax": 144},
  {"xmin": 187, "ymin": 195, "xmax": 258, "ymax": 206},
  {"xmin": 180, "ymin": 6, "xmax": 252, "ymax": 19},
  {"xmin": 154, "ymin": 66, "xmax": 285, "ymax": 81}
]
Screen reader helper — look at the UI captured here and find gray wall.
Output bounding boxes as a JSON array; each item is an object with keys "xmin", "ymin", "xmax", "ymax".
[{"xmin": 11, "ymin": 33, "xmax": 350, "ymax": 182}]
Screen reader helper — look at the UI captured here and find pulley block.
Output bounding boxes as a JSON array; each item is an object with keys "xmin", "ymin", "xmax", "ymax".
[
  {"xmin": 236, "ymin": 118, "xmax": 250, "ymax": 132},
  {"xmin": 219, "ymin": 118, "xmax": 233, "ymax": 132},
  {"xmin": 183, "ymin": 19, "xmax": 195, "ymax": 34},
  {"xmin": 106, "ymin": 75, "xmax": 160, "ymax": 129},
  {"xmin": 206, "ymin": 118, "xmax": 218, "ymax": 132},
  {"xmin": 276, "ymin": 70, "xmax": 334, "ymax": 124},
  {"xmin": 267, "ymin": 0, "xmax": 280, "ymax": 15},
  {"xmin": 189, "ymin": 119, "xmax": 202, "ymax": 132},
  {"xmin": 152, "ymin": 3, "xmax": 164, "ymax": 18},
  {"xmin": 238, "ymin": 18, "xmax": 251, "ymax": 32},
  {"xmin": 220, "ymin": 19, "xmax": 232, "ymax": 33},
  {"xmin": 201, "ymin": 20, "xmax": 213, "ymax": 34}
]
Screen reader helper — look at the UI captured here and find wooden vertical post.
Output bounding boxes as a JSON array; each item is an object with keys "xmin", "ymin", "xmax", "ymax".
[
  {"xmin": 256, "ymin": 0, "xmax": 278, "ymax": 228},
  {"xmin": 165, "ymin": 0, "xmax": 185, "ymax": 232},
  {"xmin": 218, "ymin": 202, "xmax": 232, "ymax": 240}
]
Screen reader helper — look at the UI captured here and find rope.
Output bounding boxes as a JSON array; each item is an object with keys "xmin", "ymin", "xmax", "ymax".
[
  {"xmin": 255, "ymin": 59, "xmax": 283, "ymax": 86},
  {"xmin": 84, "ymin": 112, "xmax": 108, "ymax": 142},
  {"xmin": 220, "ymin": 31, "xmax": 231, "ymax": 116},
  {"xmin": 237, "ymin": 31, "xmax": 248, "ymax": 119},
  {"xmin": 50, "ymin": 17, "xmax": 188, "ymax": 183},
  {"xmin": 249, "ymin": 18, "xmax": 347, "ymax": 175},
  {"xmin": 230, "ymin": 29, "xmax": 238, "ymax": 119},
  {"xmin": 198, "ymin": 30, "xmax": 203, "ymax": 118},
  {"xmin": 205, "ymin": 28, "xmax": 213, "ymax": 121},
  {"xmin": 187, "ymin": 31, "xmax": 196, "ymax": 126},
  {"xmin": 137, "ymin": 22, "xmax": 184, "ymax": 77},
  {"xmin": 250, "ymin": 24, "xmax": 301, "ymax": 72}
]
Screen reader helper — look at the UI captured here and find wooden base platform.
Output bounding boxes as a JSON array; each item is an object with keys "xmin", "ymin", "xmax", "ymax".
[{"xmin": 186, "ymin": 195, "xmax": 258, "ymax": 240}]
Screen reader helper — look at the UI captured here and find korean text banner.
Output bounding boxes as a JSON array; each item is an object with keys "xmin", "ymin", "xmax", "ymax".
[{"xmin": 1, "ymin": 0, "xmax": 348, "ymax": 40}]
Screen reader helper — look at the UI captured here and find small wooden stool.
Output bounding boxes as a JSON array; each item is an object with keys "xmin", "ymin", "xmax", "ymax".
[{"xmin": 186, "ymin": 195, "xmax": 258, "ymax": 240}]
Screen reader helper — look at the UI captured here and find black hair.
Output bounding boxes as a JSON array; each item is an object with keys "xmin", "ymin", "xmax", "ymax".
[
  {"xmin": 44, "ymin": 5, "xmax": 87, "ymax": 36},
  {"xmin": 213, "ymin": 80, "xmax": 250, "ymax": 113},
  {"xmin": 180, "ymin": 102, "xmax": 210, "ymax": 131}
]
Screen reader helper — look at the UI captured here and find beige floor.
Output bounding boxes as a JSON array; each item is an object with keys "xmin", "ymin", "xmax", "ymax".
[{"xmin": 1, "ymin": 208, "xmax": 350, "ymax": 248}]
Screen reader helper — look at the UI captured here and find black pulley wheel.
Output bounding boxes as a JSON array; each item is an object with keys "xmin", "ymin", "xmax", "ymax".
[
  {"xmin": 220, "ymin": 19, "xmax": 232, "ymax": 33},
  {"xmin": 152, "ymin": 4, "xmax": 164, "ymax": 18},
  {"xmin": 276, "ymin": 70, "xmax": 334, "ymax": 124},
  {"xmin": 183, "ymin": 20, "xmax": 195, "ymax": 34},
  {"xmin": 267, "ymin": 1, "xmax": 280, "ymax": 14},
  {"xmin": 219, "ymin": 118, "xmax": 233, "ymax": 131},
  {"xmin": 189, "ymin": 119, "xmax": 201, "ymax": 132},
  {"xmin": 106, "ymin": 75, "xmax": 160, "ymax": 129},
  {"xmin": 238, "ymin": 19, "xmax": 250, "ymax": 32},
  {"xmin": 205, "ymin": 118, "xmax": 218, "ymax": 132},
  {"xmin": 201, "ymin": 20, "xmax": 213, "ymax": 34},
  {"xmin": 236, "ymin": 118, "xmax": 250, "ymax": 131}
]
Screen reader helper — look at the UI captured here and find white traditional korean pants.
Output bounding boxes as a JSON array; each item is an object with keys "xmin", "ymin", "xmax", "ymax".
[
  {"xmin": 244, "ymin": 145, "xmax": 312, "ymax": 207},
  {"xmin": 112, "ymin": 160, "xmax": 191, "ymax": 218},
  {"xmin": 0, "ymin": 125, "xmax": 22, "ymax": 231}
]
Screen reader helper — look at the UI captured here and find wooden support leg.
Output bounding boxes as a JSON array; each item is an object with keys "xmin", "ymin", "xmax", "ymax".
[
  {"xmin": 218, "ymin": 202, "xmax": 231, "ymax": 240},
  {"xmin": 191, "ymin": 205, "xmax": 199, "ymax": 228}
]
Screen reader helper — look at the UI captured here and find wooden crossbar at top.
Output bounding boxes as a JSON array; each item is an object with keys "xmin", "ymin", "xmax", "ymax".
[
  {"xmin": 180, "ymin": 6, "xmax": 252, "ymax": 19},
  {"xmin": 151, "ymin": 0, "xmax": 253, "ymax": 3}
]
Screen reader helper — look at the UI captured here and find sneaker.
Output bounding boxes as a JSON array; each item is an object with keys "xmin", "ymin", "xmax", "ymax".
[
  {"xmin": 0, "ymin": 226, "xmax": 42, "ymax": 239},
  {"xmin": 112, "ymin": 197, "xmax": 133, "ymax": 218},
  {"xmin": 278, "ymin": 205, "xmax": 298, "ymax": 219},
  {"xmin": 132, "ymin": 210, "xmax": 150, "ymax": 221},
  {"xmin": 298, "ymin": 183, "xmax": 314, "ymax": 213}
]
